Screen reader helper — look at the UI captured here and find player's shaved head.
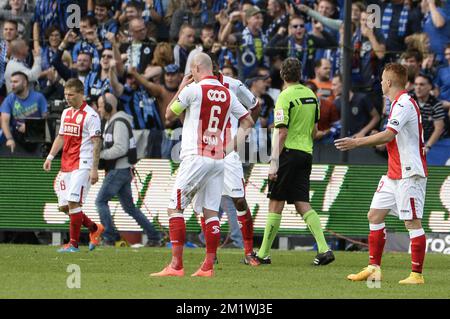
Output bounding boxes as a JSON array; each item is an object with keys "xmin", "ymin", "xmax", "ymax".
[
  {"xmin": 191, "ymin": 52, "xmax": 213, "ymax": 72},
  {"xmin": 190, "ymin": 52, "xmax": 213, "ymax": 82}
]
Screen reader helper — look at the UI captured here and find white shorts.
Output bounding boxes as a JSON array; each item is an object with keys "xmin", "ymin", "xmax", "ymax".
[
  {"xmin": 169, "ymin": 155, "xmax": 224, "ymax": 213},
  {"xmin": 55, "ymin": 169, "xmax": 91, "ymax": 207},
  {"xmin": 370, "ymin": 175, "xmax": 427, "ymax": 220},
  {"xmin": 222, "ymin": 151, "xmax": 245, "ymax": 198}
]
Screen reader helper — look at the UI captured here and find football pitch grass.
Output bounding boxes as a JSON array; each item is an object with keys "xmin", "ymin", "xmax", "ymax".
[{"xmin": 0, "ymin": 244, "xmax": 449, "ymax": 299}]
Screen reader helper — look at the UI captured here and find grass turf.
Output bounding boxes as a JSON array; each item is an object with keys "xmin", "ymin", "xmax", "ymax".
[{"xmin": 0, "ymin": 244, "xmax": 449, "ymax": 299}]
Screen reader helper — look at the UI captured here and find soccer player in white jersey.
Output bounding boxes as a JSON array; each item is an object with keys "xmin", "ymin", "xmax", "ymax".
[
  {"xmin": 151, "ymin": 53, "xmax": 254, "ymax": 277},
  {"xmin": 43, "ymin": 79, "xmax": 104, "ymax": 252},
  {"xmin": 335, "ymin": 63, "xmax": 428, "ymax": 284}
]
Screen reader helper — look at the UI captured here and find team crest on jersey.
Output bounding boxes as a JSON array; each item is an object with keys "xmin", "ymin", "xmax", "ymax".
[
  {"xmin": 207, "ymin": 89, "xmax": 227, "ymax": 102},
  {"xmin": 275, "ymin": 109, "xmax": 284, "ymax": 122},
  {"xmin": 390, "ymin": 119, "xmax": 399, "ymax": 126},
  {"xmin": 76, "ymin": 114, "xmax": 83, "ymax": 124}
]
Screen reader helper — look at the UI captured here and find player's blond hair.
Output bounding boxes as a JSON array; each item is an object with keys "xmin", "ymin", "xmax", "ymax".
[
  {"xmin": 383, "ymin": 63, "xmax": 408, "ymax": 88},
  {"xmin": 64, "ymin": 78, "xmax": 84, "ymax": 93}
]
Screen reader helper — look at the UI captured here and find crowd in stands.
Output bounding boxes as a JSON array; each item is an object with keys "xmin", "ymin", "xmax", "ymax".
[{"xmin": 0, "ymin": 0, "xmax": 449, "ymax": 161}]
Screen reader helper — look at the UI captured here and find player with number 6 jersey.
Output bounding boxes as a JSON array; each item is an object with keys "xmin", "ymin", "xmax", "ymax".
[
  {"xmin": 150, "ymin": 53, "xmax": 254, "ymax": 278},
  {"xmin": 193, "ymin": 70, "xmax": 262, "ymax": 266}
]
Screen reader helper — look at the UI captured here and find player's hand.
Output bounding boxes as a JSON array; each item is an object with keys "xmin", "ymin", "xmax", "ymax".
[
  {"xmin": 334, "ymin": 137, "xmax": 357, "ymax": 151},
  {"xmin": 43, "ymin": 159, "xmax": 52, "ymax": 171},
  {"xmin": 90, "ymin": 169, "xmax": 99, "ymax": 185},
  {"xmin": 268, "ymin": 160, "xmax": 278, "ymax": 181},
  {"xmin": 109, "ymin": 58, "xmax": 117, "ymax": 69},
  {"xmin": 180, "ymin": 74, "xmax": 194, "ymax": 88},
  {"xmin": 6, "ymin": 139, "xmax": 15, "ymax": 153},
  {"xmin": 17, "ymin": 123, "xmax": 26, "ymax": 133}
]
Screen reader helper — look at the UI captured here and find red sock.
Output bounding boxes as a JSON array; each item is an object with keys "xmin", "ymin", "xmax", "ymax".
[
  {"xmin": 237, "ymin": 208, "xmax": 254, "ymax": 255},
  {"xmin": 169, "ymin": 216, "xmax": 185, "ymax": 270},
  {"xmin": 202, "ymin": 218, "xmax": 220, "ymax": 271},
  {"xmin": 69, "ymin": 212, "xmax": 83, "ymax": 248},
  {"xmin": 368, "ymin": 223, "xmax": 386, "ymax": 266},
  {"xmin": 82, "ymin": 213, "xmax": 97, "ymax": 232},
  {"xmin": 410, "ymin": 230, "xmax": 426, "ymax": 273},
  {"xmin": 200, "ymin": 216, "xmax": 206, "ymax": 234}
]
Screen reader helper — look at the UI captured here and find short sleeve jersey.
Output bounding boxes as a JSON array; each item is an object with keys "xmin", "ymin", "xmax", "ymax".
[
  {"xmin": 274, "ymin": 83, "xmax": 319, "ymax": 154},
  {"xmin": 221, "ymin": 74, "xmax": 258, "ymax": 139},
  {"xmin": 58, "ymin": 103, "xmax": 102, "ymax": 172},
  {"xmin": 385, "ymin": 91, "xmax": 428, "ymax": 179},
  {"xmin": 176, "ymin": 76, "xmax": 249, "ymax": 160}
]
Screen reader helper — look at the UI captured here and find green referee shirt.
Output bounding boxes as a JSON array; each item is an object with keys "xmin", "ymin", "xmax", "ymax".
[{"xmin": 273, "ymin": 83, "xmax": 319, "ymax": 155}]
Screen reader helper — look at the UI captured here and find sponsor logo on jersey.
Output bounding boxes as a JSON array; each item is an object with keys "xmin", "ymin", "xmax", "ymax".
[
  {"xmin": 275, "ymin": 109, "xmax": 284, "ymax": 122},
  {"xmin": 207, "ymin": 89, "xmax": 227, "ymax": 102},
  {"xmin": 63, "ymin": 123, "xmax": 81, "ymax": 136},
  {"xmin": 232, "ymin": 188, "xmax": 243, "ymax": 192},
  {"xmin": 203, "ymin": 134, "xmax": 218, "ymax": 146}
]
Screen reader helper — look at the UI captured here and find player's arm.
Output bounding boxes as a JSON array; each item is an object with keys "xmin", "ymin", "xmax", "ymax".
[
  {"xmin": 166, "ymin": 74, "xmax": 194, "ymax": 123},
  {"xmin": 227, "ymin": 113, "xmax": 254, "ymax": 156},
  {"xmin": 43, "ymin": 134, "xmax": 65, "ymax": 171},
  {"xmin": 90, "ymin": 136, "xmax": 102, "ymax": 185},
  {"xmin": 335, "ymin": 129, "xmax": 396, "ymax": 151}
]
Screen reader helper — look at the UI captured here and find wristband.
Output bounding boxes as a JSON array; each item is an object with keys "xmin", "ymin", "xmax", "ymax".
[{"xmin": 46, "ymin": 154, "xmax": 55, "ymax": 161}]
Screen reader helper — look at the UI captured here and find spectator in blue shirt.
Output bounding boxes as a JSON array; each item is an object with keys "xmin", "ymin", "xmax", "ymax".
[
  {"xmin": 435, "ymin": 44, "xmax": 450, "ymax": 110},
  {"xmin": 90, "ymin": 0, "xmax": 119, "ymax": 48},
  {"xmin": 0, "ymin": 71, "xmax": 48, "ymax": 153},
  {"xmin": 421, "ymin": 0, "xmax": 450, "ymax": 64},
  {"xmin": 32, "ymin": 0, "xmax": 77, "ymax": 49}
]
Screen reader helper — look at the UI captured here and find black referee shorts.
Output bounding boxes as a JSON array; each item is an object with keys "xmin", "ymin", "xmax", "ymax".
[{"xmin": 268, "ymin": 148, "xmax": 312, "ymax": 204}]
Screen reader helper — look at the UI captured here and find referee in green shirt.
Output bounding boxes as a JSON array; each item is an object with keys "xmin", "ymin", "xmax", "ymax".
[{"xmin": 256, "ymin": 57, "xmax": 335, "ymax": 266}]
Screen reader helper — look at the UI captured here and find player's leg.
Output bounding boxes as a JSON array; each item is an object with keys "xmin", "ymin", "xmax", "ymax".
[
  {"xmin": 256, "ymin": 199, "xmax": 284, "ymax": 263},
  {"xmin": 398, "ymin": 177, "xmax": 427, "ymax": 284},
  {"xmin": 192, "ymin": 159, "xmax": 224, "ymax": 277},
  {"xmin": 232, "ymin": 197, "xmax": 260, "ymax": 266},
  {"xmin": 116, "ymin": 169, "xmax": 161, "ymax": 245},
  {"xmin": 57, "ymin": 171, "xmax": 82, "ymax": 252},
  {"xmin": 348, "ymin": 176, "xmax": 394, "ymax": 281},
  {"xmin": 151, "ymin": 157, "xmax": 210, "ymax": 277},
  {"xmin": 223, "ymin": 153, "xmax": 253, "ymax": 256}
]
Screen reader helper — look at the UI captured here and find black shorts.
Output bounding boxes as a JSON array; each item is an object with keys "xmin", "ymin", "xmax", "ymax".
[{"xmin": 268, "ymin": 148, "xmax": 312, "ymax": 204}]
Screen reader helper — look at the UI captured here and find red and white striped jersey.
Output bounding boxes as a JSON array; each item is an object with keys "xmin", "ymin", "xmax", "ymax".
[
  {"xmin": 385, "ymin": 91, "xmax": 428, "ymax": 179},
  {"xmin": 58, "ymin": 102, "xmax": 101, "ymax": 172},
  {"xmin": 177, "ymin": 76, "xmax": 249, "ymax": 160},
  {"xmin": 220, "ymin": 74, "xmax": 258, "ymax": 139}
]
